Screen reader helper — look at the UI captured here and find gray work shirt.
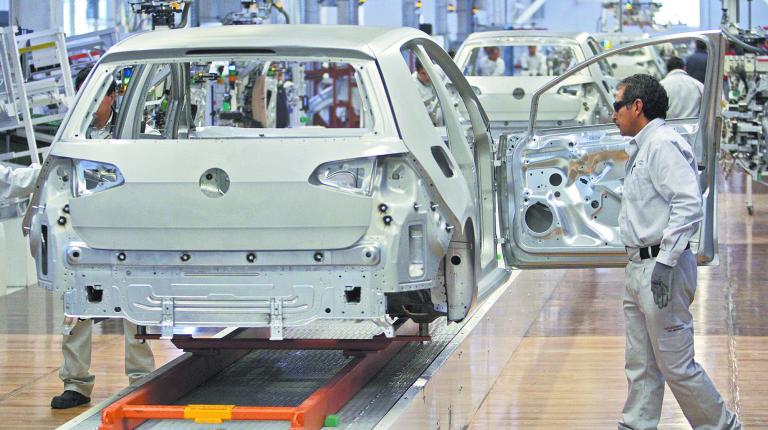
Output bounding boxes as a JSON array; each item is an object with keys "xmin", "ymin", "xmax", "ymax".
[
  {"xmin": 660, "ymin": 69, "xmax": 704, "ymax": 119},
  {"xmin": 618, "ymin": 118, "xmax": 703, "ymax": 267}
]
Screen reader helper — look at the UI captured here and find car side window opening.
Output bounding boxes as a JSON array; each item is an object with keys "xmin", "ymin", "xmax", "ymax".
[
  {"xmin": 402, "ymin": 44, "xmax": 476, "ymax": 157},
  {"xmin": 533, "ymin": 37, "xmax": 708, "ymax": 133},
  {"xmin": 80, "ymin": 57, "xmax": 377, "ymax": 140},
  {"xmin": 461, "ymin": 43, "xmax": 584, "ymax": 77}
]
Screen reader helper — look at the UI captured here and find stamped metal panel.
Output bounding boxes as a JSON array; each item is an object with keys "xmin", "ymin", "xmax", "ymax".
[{"xmin": 54, "ymin": 139, "xmax": 406, "ymax": 251}]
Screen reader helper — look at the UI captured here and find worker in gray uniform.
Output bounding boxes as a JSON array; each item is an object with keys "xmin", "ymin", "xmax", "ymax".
[
  {"xmin": 660, "ymin": 57, "xmax": 704, "ymax": 119},
  {"xmin": 51, "ymin": 66, "xmax": 155, "ymax": 409},
  {"xmin": 612, "ymin": 74, "xmax": 741, "ymax": 430}
]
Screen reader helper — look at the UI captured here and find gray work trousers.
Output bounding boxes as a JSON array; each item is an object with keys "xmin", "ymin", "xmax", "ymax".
[
  {"xmin": 618, "ymin": 249, "xmax": 741, "ymax": 430},
  {"xmin": 59, "ymin": 319, "xmax": 155, "ymax": 397}
]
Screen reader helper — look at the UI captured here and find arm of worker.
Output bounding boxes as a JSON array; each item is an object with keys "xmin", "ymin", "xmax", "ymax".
[
  {"xmin": 648, "ymin": 139, "xmax": 703, "ymax": 267},
  {"xmin": 0, "ymin": 163, "xmax": 42, "ymax": 200},
  {"xmin": 493, "ymin": 58, "xmax": 506, "ymax": 76},
  {"xmin": 537, "ymin": 54, "xmax": 548, "ymax": 76}
]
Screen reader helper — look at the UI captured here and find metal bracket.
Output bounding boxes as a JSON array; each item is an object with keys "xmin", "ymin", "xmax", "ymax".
[
  {"xmin": 373, "ymin": 316, "xmax": 395, "ymax": 338},
  {"xmin": 269, "ymin": 298, "xmax": 284, "ymax": 341},
  {"xmin": 160, "ymin": 298, "xmax": 174, "ymax": 339}
]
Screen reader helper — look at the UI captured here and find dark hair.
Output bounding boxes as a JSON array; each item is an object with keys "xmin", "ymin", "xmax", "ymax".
[
  {"xmin": 695, "ymin": 40, "xmax": 707, "ymax": 51},
  {"xmin": 666, "ymin": 56, "xmax": 685, "ymax": 72},
  {"xmin": 618, "ymin": 74, "xmax": 669, "ymax": 120},
  {"xmin": 75, "ymin": 65, "xmax": 116, "ymax": 96},
  {"xmin": 415, "ymin": 59, "xmax": 424, "ymax": 72}
]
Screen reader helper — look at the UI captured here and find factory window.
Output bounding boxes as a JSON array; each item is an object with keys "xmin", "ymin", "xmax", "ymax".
[
  {"xmin": 460, "ymin": 43, "xmax": 583, "ymax": 77},
  {"xmin": 63, "ymin": 0, "xmax": 110, "ymax": 36},
  {"xmin": 78, "ymin": 57, "xmax": 377, "ymax": 140}
]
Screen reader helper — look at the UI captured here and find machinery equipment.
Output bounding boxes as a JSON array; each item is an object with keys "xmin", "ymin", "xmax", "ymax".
[
  {"xmin": 129, "ymin": 0, "xmax": 191, "ymax": 30},
  {"xmin": 221, "ymin": 0, "xmax": 290, "ymax": 25},
  {"xmin": 0, "ymin": 27, "xmax": 74, "ymax": 164},
  {"xmin": 719, "ymin": 0, "xmax": 768, "ymax": 215},
  {"xmin": 599, "ymin": 1, "xmax": 663, "ymax": 33}
]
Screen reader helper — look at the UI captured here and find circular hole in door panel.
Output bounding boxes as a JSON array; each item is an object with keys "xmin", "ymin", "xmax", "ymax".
[
  {"xmin": 524, "ymin": 202, "xmax": 554, "ymax": 235},
  {"xmin": 549, "ymin": 173, "xmax": 563, "ymax": 187}
]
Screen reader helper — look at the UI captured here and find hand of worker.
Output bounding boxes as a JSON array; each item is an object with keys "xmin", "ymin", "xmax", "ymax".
[{"xmin": 650, "ymin": 262, "xmax": 673, "ymax": 309}]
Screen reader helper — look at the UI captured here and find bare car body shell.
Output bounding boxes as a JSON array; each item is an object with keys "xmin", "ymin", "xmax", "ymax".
[{"xmin": 24, "ymin": 25, "xmax": 506, "ymax": 339}]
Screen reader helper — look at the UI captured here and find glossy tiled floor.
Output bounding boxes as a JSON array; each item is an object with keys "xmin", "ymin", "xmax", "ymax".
[
  {"xmin": 470, "ymin": 173, "xmax": 768, "ymax": 429},
  {"xmin": 0, "ymin": 173, "xmax": 765, "ymax": 429}
]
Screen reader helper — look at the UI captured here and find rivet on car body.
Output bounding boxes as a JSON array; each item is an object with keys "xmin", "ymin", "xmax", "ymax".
[
  {"xmin": 314, "ymin": 252, "xmax": 324, "ymax": 262},
  {"xmin": 361, "ymin": 246, "xmax": 379, "ymax": 263},
  {"xmin": 57, "ymin": 216, "xmax": 66, "ymax": 226},
  {"xmin": 383, "ymin": 215, "xmax": 393, "ymax": 225},
  {"xmin": 413, "ymin": 202, "xmax": 421, "ymax": 211},
  {"xmin": 117, "ymin": 252, "xmax": 126, "ymax": 261},
  {"xmin": 63, "ymin": 204, "xmax": 70, "ymax": 214},
  {"xmin": 180, "ymin": 253, "xmax": 191, "ymax": 262},
  {"xmin": 430, "ymin": 202, "xmax": 438, "ymax": 211},
  {"xmin": 246, "ymin": 253, "xmax": 257, "ymax": 263},
  {"xmin": 445, "ymin": 225, "xmax": 455, "ymax": 232},
  {"xmin": 378, "ymin": 203, "xmax": 388, "ymax": 213},
  {"xmin": 67, "ymin": 246, "xmax": 82, "ymax": 263}
]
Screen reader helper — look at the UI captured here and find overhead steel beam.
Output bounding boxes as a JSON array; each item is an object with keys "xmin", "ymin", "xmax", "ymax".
[{"xmin": 514, "ymin": 0, "xmax": 546, "ymax": 25}]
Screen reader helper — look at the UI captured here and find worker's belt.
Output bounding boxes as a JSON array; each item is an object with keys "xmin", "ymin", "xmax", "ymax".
[{"xmin": 637, "ymin": 243, "xmax": 690, "ymax": 260}]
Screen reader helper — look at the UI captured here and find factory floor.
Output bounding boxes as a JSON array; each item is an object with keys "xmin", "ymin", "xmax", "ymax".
[{"xmin": 0, "ymin": 173, "xmax": 765, "ymax": 429}]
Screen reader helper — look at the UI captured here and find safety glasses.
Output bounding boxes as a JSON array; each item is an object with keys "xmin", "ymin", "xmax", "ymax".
[{"xmin": 613, "ymin": 99, "xmax": 634, "ymax": 112}]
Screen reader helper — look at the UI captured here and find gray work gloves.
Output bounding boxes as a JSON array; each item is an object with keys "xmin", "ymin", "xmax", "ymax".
[{"xmin": 650, "ymin": 262, "xmax": 673, "ymax": 309}]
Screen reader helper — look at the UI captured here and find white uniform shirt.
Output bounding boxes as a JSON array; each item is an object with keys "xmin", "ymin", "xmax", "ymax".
[
  {"xmin": 660, "ymin": 69, "xmax": 704, "ymax": 118},
  {"xmin": 520, "ymin": 52, "xmax": 547, "ymax": 76},
  {"xmin": 476, "ymin": 56, "xmax": 505, "ymax": 76},
  {"xmin": 0, "ymin": 164, "xmax": 40, "ymax": 201},
  {"xmin": 412, "ymin": 72, "xmax": 443, "ymax": 126},
  {"xmin": 618, "ymin": 118, "xmax": 702, "ymax": 267}
]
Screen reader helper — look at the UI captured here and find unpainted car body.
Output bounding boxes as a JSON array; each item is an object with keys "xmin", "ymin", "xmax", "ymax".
[
  {"xmin": 25, "ymin": 27, "xmax": 724, "ymax": 341},
  {"xmin": 24, "ymin": 25, "xmax": 505, "ymax": 339}
]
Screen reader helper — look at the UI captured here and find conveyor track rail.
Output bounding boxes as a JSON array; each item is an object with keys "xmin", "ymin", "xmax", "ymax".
[{"xmin": 99, "ymin": 322, "xmax": 427, "ymax": 430}]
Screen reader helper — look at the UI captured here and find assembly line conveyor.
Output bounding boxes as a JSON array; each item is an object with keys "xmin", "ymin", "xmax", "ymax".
[{"xmin": 58, "ymin": 270, "xmax": 553, "ymax": 430}]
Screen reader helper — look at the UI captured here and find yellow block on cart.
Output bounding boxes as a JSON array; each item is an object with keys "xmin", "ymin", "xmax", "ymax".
[{"xmin": 183, "ymin": 404, "xmax": 235, "ymax": 424}]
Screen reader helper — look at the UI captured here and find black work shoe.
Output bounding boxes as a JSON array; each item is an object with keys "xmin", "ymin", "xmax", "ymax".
[{"xmin": 51, "ymin": 390, "xmax": 91, "ymax": 409}]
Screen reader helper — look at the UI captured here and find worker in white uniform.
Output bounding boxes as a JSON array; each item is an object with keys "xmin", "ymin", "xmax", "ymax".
[
  {"xmin": 476, "ymin": 46, "xmax": 505, "ymax": 76},
  {"xmin": 412, "ymin": 59, "xmax": 443, "ymax": 126},
  {"xmin": 519, "ymin": 45, "xmax": 547, "ymax": 76},
  {"xmin": 0, "ymin": 163, "xmax": 41, "ymax": 288},
  {"xmin": 51, "ymin": 66, "xmax": 155, "ymax": 409},
  {"xmin": 660, "ymin": 57, "xmax": 704, "ymax": 118},
  {"xmin": 613, "ymin": 74, "xmax": 741, "ymax": 430}
]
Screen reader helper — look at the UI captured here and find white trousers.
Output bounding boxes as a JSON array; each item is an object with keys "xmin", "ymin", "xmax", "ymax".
[
  {"xmin": 618, "ymin": 249, "xmax": 741, "ymax": 430},
  {"xmin": 59, "ymin": 319, "xmax": 155, "ymax": 397}
]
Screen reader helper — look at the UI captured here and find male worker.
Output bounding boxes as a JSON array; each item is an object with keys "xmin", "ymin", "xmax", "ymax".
[
  {"xmin": 412, "ymin": 59, "xmax": 443, "ymax": 126},
  {"xmin": 613, "ymin": 74, "xmax": 741, "ymax": 430},
  {"xmin": 685, "ymin": 40, "xmax": 708, "ymax": 84},
  {"xmin": 476, "ymin": 46, "xmax": 505, "ymax": 76},
  {"xmin": 660, "ymin": 56, "xmax": 703, "ymax": 118},
  {"xmin": 51, "ymin": 66, "xmax": 155, "ymax": 409},
  {"xmin": 519, "ymin": 45, "xmax": 547, "ymax": 76}
]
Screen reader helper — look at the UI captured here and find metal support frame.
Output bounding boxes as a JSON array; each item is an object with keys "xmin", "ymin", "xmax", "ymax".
[
  {"xmin": 0, "ymin": 26, "xmax": 74, "ymax": 164},
  {"xmin": 514, "ymin": 0, "xmax": 547, "ymax": 25},
  {"xmin": 100, "ymin": 322, "xmax": 425, "ymax": 430}
]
